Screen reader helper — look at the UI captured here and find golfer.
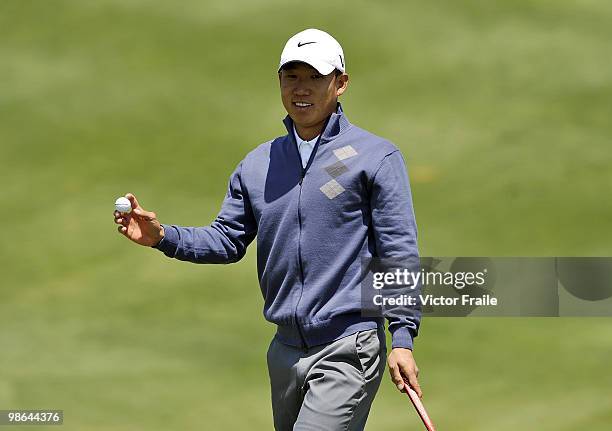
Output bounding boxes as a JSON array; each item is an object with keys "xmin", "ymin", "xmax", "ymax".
[{"xmin": 114, "ymin": 28, "xmax": 422, "ymax": 430}]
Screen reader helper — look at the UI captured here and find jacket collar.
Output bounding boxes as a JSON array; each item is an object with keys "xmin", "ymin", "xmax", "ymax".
[{"xmin": 282, "ymin": 103, "xmax": 352, "ymax": 146}]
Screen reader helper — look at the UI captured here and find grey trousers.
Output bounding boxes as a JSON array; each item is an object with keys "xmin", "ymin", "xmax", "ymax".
[{"xmin": 267, "ymin": 328, "xmax": 386, "ymax": 431}]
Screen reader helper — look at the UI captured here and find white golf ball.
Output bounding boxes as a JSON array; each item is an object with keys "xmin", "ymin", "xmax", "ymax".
[{"xmin": 115, "ymin": 196, "xmax": 132, "ymax": 213}]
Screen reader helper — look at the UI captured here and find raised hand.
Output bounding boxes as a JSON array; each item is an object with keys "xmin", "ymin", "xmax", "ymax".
[{"xmin": 113, "ymin": 193, "xmax": 165, "ymax": 247}]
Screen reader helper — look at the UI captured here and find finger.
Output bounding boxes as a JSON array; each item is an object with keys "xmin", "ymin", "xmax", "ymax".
[
  {"xmin": 114, "ymin": 210, "xmax": 120, "ymax": 217},
  {"xmin": 388, "ymin": 365, "xmax": 405, "ymax": 391},
  {"xmin": 114, "ymin": 212, "xmax": 130, "ymax": 224},
  {"xmin": 117, "ymin": 225, "xmax": 127, "ymax": 235},
  {"xmin": 125, "ymin": 193, "xmax": 140, "ymax": 210},
  {"xmin": 409, "ymin": 376, "xmax": 423, "ymax": 399},
  {"xmin": 403, "ymin": 369, "xmax": 423, "ymax": 398},
  {"xmin": 122, "ymin": 215, "xmax": 131, "ymax": 226}
]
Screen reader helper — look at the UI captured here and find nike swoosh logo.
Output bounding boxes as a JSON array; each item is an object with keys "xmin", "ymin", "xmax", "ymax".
[{"xmin": 297, "ymin": 41, "xmax": 316, "ymax": 47}]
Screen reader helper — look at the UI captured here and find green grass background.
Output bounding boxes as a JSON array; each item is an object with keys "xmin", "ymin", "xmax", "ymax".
[{"xmin": 1, "ymin": 0, "xmax": 612, "ymax": 429}]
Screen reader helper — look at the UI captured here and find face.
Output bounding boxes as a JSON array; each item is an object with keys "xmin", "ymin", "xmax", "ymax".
[{"xmin": 279, "ymin": 62, "xmax": 349, "ymax": 136}]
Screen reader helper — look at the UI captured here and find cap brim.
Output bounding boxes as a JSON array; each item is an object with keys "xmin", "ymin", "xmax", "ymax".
[{"xmin": 278, "ymin": 58, "xmax": 336, "ymax": 75}]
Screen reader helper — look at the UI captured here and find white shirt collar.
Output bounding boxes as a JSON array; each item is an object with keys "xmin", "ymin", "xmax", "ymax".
[{"xmin": 293, "ymin": 124, "xmax": 319, "ymax": 147}]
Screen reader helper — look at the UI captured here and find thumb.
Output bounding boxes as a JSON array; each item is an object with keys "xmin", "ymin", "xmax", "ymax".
[
  {"xmin": 125, "ymin": 193, "xmax": 141, "ymax": 211},
  {"xmin": 390, "ymin": 365, "xmax": 405, "ymax": 392}
]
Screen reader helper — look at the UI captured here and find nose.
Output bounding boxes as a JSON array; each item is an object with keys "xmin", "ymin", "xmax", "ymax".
[
  {"xmin": 293, "ymin": 77, "xmax": 311, "ymax": 96},
  {"xmin": 294, "ymin": 87, "xmax": 309, "ymax": 96}
]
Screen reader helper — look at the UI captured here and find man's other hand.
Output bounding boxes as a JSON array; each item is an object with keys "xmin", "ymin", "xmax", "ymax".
[
  {"xmin": 113, "ymin": 193, "xmax": 164, "ymax": 247},
  {"xmin": 387, "ymin": 347, "xmax": 422, "ymax": 398}
]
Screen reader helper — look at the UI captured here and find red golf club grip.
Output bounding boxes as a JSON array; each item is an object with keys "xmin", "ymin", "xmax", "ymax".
[{"xmin": 406, "ymin": 385, "xmax": 436, "ymax": 431}]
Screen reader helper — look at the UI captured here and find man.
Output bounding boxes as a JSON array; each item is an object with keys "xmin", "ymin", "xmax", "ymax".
[{"xmin": 114, "ymin": 28, "xmax": 422, "ymax": 430}]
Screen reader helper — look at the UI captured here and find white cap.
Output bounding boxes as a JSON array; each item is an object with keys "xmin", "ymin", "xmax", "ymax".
[{"xmin": 278, "ymin": 28, "xmax": 345, "ymax": 75}]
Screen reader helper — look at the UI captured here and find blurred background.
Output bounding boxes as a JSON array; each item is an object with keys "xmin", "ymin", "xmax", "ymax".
[{"xmin": 1, "ymin": 0, "xmax": 611, "ymax": 429}]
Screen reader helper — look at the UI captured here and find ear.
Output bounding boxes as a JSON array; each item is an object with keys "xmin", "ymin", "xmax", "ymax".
[{"xmin": 336, "ymin": 73, "xmax": 349, "ymax": 97}]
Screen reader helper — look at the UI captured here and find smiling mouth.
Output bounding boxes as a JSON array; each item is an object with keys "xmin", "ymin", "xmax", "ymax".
[{"xmin": 293, "ymin": 102, "xmax": 313, "ymax": 109}]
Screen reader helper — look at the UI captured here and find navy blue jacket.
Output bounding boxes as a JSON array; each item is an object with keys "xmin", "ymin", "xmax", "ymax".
[{"xmin": 155, "ymin": 105, "xmax": 421, "ymax": 349}]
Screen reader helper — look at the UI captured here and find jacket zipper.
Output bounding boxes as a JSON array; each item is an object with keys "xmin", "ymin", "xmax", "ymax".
[
  {"xmin": 295, "ymin": 172, "xmax": 307, "ymax": 351},
  {"xmin": 293, "ymin": 133, "xmax": 323, "ymax": 351}
]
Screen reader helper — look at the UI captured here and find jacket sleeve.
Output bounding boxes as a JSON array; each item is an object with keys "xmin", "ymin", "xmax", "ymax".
[
  {"xmin": 154, "ymin": 160, "xmax": 257, "ymax": 264},
  {"xmin": 370, "ymin": 150, "xmax": 421, "ymax": 350}
]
